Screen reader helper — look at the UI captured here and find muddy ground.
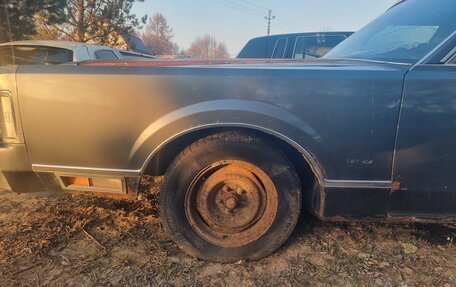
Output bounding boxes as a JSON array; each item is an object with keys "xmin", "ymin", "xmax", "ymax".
[{"xmin": 0, "ymin": 177, "xmax": 455, "ymax": 287}]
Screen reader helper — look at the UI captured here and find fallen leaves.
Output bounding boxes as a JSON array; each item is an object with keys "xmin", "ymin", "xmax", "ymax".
[
  {"xmin": 401, "ymin": 243, "xmax": 418, "ymax": 254},
  {"xmin": 1, "ymin": 179, "xmax": 456, "ymax": 286}
]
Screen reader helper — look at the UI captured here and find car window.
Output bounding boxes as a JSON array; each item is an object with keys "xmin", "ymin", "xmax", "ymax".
[
  {"xmin": 450, "ymin": 55, "xmax": 456, "ymax": 64},
  {"xmin": 119, "ymin": 51, "xmax": 139, "ymax": 59},
  {"xmin": 325, "ymin": 0, "xmax": 456, "ymax": 64},
  {"xmin": 95, "ymin": 50, "xmax": 118, "ymax": 60},
  {"xmin": 0, "ymin": 45, "xmax": 73, "ymax": 65},
  {"xmin": 0, "ymin": 47, "xmax": 14, "ymax": 65},
  {"xmin": 272, "ymin": 38, "xmax": 287, "ymax": 59},
  {"xmin": 293, "ymin": 35, "xmax": 347, "ymax": 59},
  {"xmin": 440, "ymin": 45, "xmax": 456, "ymax": 64},
  {"xmin": 448, "ymin": 45, "xmax": 456, "ymax": 64}
]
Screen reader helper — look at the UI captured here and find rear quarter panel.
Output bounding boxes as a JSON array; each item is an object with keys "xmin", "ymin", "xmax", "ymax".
[{"xmin": 16, "ymin": 62, "xmax": 407, "ymax": 183}]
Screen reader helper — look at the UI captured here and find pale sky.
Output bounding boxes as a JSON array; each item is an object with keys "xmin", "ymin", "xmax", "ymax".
[{"xmin": 132, "ymin": 0, "xmax": 398, "ymax": 57}]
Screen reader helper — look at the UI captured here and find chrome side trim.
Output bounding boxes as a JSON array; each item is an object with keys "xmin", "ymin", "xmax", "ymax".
[
  {"xmin": 414, "ymin": 30, "xmax": 456, "ymax": 68},
  {"xmin": 326, "ymin": 57, "xmax": 411, "ymax": 66},
  {"xmin": 33, "ymin": 166, "xmax": 391, "ymax": 189},
  {"xmin": 323, "ymin": 180, "xmax": 391, "ymax": 189},
  {"xmin": 32, "ymin": 164, "xmax": 141, "ymax": 177}
]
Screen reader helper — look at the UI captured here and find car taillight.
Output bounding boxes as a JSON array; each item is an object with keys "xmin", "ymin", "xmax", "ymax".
[{"xmin": 0, "ymin": 90, "xmax": 17, "ymax": 143}]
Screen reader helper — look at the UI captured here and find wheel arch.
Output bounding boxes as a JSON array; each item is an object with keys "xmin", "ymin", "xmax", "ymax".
[
  {"xmin": 142, "ymin": 124, "xmax": 323, "ymax": 185},
  {"xmin": 130, "ymin": 100, "xmax": 328, "ymax": 181}
]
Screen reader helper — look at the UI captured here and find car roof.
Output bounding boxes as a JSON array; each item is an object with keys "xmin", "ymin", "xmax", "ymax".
[
  {"xmin": 388, "ymin": 0, "xmax": 407, "ymax": 10},
  {"xmin": 246, "ymin": 31, "xmax": 354, "ymax": 42},
  {"xmin": 0, "ymin": 40, "xmax": 156, "ymax": 59},
  {"xmin": 0, "ymin": 40, "xmax": 109, "ymax": 50}
]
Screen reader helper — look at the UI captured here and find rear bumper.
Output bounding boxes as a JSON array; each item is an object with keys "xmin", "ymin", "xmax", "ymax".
[{"xmin": 0, "ymin": 143, "xmax": 44, "ymax": 193}]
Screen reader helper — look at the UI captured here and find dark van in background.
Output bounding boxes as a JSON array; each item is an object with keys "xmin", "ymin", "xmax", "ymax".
[{"xmin": 237, "ymin": 32, "xmax": 353, "ymax": 59}]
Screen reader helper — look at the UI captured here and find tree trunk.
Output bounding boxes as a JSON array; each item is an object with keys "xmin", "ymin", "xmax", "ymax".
[
  {"xmin": 0, "ymin": 1, "xmax": 11, "ymax": 43},
  {"xmin": 76, "ymin": 0, "xmax": 85, "ymax": 41}
]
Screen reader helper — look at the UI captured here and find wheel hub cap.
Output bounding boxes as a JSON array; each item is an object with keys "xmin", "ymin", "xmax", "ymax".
[{"xmin": 185, "ymin": 160, "xmax": 278, "ymax": 247}]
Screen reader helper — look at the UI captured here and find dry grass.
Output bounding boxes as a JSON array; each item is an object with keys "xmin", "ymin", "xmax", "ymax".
[{"xmin": 0, "ymin": 176, "xmax": 455, "ymax": 287}]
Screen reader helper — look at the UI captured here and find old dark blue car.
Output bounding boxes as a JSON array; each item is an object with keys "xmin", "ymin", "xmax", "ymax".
[{"xmin": 0, "ymin": 0, "xmax": 455, "ymax": 262}]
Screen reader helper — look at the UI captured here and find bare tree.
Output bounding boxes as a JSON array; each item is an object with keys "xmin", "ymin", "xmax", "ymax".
[
  {"xmin": 186, "ymin": 34, "xmax": 229, "ymax": 58},
  {"xmin": 52, "ymin": 0, "xmax": 146, "ymax": 47},
  {"xmin": 141, "ymin": 12, "xmax": 177, "ymax": 55}
]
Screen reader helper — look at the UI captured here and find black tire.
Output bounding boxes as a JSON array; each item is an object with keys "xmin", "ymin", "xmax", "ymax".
[{"xmin": 160, "ymin": 131, "xmax": 302, "ymax": 262}]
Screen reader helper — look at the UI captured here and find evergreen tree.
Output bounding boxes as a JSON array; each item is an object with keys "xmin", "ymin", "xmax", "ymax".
[{"xmin": 0, "ymin": 0, "xmax": 66, "ymax": 43}]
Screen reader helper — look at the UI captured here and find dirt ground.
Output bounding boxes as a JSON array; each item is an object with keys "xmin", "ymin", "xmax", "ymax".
[{"xmin": 1, "ymin": 177, "xmax": 455, "ymax": 287}]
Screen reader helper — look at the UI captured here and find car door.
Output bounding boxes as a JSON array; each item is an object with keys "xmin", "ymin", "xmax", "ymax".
[{"xmin": 389, "ymin": 37, "xmax": 456, "ymax": 218}]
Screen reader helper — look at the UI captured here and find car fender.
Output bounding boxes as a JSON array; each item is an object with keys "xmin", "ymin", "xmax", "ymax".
[{"xmin": 128, "ymin": 99, "xmax": 330, "ymax": 182}]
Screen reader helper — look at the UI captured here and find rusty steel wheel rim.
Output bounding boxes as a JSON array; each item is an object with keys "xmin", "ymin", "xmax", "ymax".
[{"xmin": 185, "ymin": 160, "xmax": 278, "ymax": 248}]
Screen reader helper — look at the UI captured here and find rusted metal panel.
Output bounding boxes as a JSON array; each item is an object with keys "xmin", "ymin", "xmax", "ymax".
[{"xmin": 391, "ymin": 181, "xmax": 401, "ymax": 193}]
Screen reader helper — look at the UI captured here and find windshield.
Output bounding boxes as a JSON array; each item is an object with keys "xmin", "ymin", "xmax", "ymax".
[{"xmin": 325, "ymin": 0, "xmax": 456, "ymax": 64}]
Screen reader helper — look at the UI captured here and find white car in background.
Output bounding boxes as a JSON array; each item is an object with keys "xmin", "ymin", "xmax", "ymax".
[{"xmin": 0, "ymin": 40, "xmax": 155, "ymax": 65}]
